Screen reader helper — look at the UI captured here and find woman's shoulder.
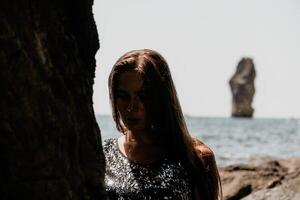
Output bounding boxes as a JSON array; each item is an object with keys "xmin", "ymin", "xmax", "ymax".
[
  {"xmin": 193, "ymin": 138, "xmax": 216, "ymax": 170},
  {"xmin": 103, "ymin": 138, "xmax": 117, "ymax": 153},
  {"xmin": 193, "ymin": 138, "xmax": 214, "ymax": 157},
  {"xmin": 103, "ymin": 138, "xmax": 116, "ymax": 144}
]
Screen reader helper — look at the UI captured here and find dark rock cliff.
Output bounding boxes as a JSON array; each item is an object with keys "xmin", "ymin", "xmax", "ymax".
[
  {"xmin": 229, "ymin": 58, "xmax": 256, "ymax": 118},
  {"xmin": 0, "ymin": 0, "xmax": 105, "ymax": 199}
]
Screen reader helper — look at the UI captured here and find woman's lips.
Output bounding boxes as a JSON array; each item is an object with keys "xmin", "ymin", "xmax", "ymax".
[{"xmin": 125, "ymin": 118, "xmax": 140, "ymax": 125}]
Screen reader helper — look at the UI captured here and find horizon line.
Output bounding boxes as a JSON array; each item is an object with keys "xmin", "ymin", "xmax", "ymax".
[{"xmin": 94, "ymin": 113, "xmax": 300, "ymax": 120}]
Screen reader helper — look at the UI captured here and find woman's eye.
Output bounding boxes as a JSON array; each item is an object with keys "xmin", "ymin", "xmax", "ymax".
[
  {"xmin": 138, "ymin": 91, "xmax": 149, "ymax": 100},
  {"xmin": 116, "ymin": 92, "xmax": 129, "ymax": 100}
]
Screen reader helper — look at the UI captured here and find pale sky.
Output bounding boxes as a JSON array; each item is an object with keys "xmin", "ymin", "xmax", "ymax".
[{"xmin": 92, "ymin": 0, "xmax": 300, "ymax": 118}]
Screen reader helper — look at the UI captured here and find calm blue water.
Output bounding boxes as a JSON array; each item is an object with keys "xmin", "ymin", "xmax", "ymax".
[{"xmin": 96, "ymin": 115, "xmax": 300, "ymax": 166}]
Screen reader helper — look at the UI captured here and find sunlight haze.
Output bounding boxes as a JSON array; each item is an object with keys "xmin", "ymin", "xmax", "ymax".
[{"xmin": 92, "ymin": 0, "xmax": 300, "ymax": 118}]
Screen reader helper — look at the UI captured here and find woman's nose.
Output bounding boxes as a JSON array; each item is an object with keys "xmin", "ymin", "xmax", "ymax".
[{"xmin": 127, "ymin": 97, "xmax": 139, "ymax": 112}]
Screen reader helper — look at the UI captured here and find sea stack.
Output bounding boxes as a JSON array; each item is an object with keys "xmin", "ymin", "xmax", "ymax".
[{"xmin": 229, "ymin": 58, "xmax": 256, "ymax": 118}]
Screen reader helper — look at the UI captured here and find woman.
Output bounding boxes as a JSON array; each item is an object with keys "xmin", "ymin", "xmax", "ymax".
[{"xmin": 104, "ymin": 49, "xmax": 222, "ymax": 200}]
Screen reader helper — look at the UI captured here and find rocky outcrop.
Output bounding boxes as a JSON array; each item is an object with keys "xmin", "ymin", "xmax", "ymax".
[
  {"xmin": 220, "ymin": 157, "xmax": 300, "ymax": 200},
  {"xmin": 229, "ymin": 58, "xmax": 256, "ymax": 117},
  {"xmin": 0, "ymin": 1, "xmax": 105, "ymax": 199}
]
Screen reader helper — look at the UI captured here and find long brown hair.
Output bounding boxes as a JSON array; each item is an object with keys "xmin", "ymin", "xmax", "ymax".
[{"xmin": 108, "ymin": 49, "xmax": 222, "ymax": 200}]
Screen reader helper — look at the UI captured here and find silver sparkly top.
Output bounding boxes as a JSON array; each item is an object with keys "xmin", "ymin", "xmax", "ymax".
[{"xmin": 104, "ymin": 138, "xmax": 192, "ymax": 200}]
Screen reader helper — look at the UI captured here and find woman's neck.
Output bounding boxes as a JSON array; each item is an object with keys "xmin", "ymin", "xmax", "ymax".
[
  {"xmin": 118, "ymin": 130, "xmax": 165, "ymax": 164},
  {"xmin": 124, "ymin": 130, "xmax": 154, "ymax": 145}
]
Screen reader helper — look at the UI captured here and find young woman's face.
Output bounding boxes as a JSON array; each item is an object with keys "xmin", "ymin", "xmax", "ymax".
[{"xmin": 115, "ymin": 71, "xmax": 148, "ymax": 133}]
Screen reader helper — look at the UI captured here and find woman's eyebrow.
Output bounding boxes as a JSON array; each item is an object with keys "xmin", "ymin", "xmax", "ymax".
[
  {"xmin": 137, "ymin": 89, "xmax": 147, "ymax": 93},
  {"xmin": 115, "ymin": 88, "xmax": 126, "ymax": 92}
]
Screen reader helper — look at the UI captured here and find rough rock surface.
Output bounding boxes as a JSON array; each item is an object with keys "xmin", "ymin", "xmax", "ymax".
[
  {"xmin": 229, "ymin": 58, "xmax": 256, "ymax": 117},
  {"xmin": 220, "ymin": 157, "xmax": 300, "ymax": 200},
  {"xmin": 0, "ymin": 1, "xmax": 105, "ymax": 199}
]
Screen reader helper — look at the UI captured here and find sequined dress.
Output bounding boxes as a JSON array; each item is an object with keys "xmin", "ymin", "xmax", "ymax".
[{"xmin": 104, "ymin": 138, "xmax": 192, "ymax": 200}]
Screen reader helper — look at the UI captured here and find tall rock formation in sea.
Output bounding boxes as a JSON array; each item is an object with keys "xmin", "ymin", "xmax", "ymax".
[
  {"xmin": 0, "ymin": 1, "xmax": 105, "ymax": 199},
  {"xmin": 229, "ymin": 58, "xmax": 256, "ymax": 118}
]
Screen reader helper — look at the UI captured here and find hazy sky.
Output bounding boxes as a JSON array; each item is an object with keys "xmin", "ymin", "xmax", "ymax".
[{"xmin": 92, "ymin": 0, "xmax": 300, "ymax": 118}]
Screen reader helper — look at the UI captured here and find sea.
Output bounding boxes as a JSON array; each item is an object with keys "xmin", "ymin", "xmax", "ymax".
[{"xmin": 96, "ymin": 115, "xmax": 300, "ymax": 167}]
